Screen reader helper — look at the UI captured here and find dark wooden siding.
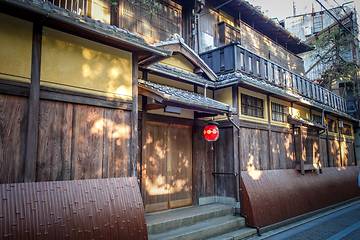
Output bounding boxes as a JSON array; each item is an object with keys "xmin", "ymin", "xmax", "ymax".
[
  {"xmin": 0, "ymin": 96, "xmax": 132, "ymax": 184},
  {"xmin": 0, "ymin": 94, "xmax": 28, "ymax": 183},
  {"xmin": 271, "ymin": 132, "xmax": 295, "ymax": 169},
  {"xmin": 215, "ymin": 127, "xmax": 235, "ymax": 198},
  {"xmin": 240, "ymin": 128, "xmax": 269, "ymax": 171},
  {"xmin": 192, "ymin": 125, "xmax": 214, "ymax": 202}
]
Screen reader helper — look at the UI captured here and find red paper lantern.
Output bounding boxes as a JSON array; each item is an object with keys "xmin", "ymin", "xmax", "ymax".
[{"xmin": 204, "ymin": 125, "xmax": 219, "ymax": 141}]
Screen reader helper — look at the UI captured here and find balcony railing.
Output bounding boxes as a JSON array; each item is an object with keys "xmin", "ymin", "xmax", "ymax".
[
  {"xmin": 200, "ymin": 43, "xmax": 347, "ymax": 113},
  {"xmin": 44, "ymin": 0, "xmax": 86, "ymax": 15}
]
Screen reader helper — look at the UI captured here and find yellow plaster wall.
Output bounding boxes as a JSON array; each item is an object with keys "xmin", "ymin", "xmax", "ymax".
[
  {"xmin": 219, "ymin": 10, "xmax": 234, "ymax": 26},
  {"xmin": 148, "ymin": 74, "xmax": 193, "ymax": 91},
  {"xmin": 290, "ymin": 104, "xmax": 310, "ymax": 119},
  {"xmin": 214, "ymin": 87, "xmax": 232, "ymax": 107},
  {"xmin": 41, "ymin": 27, "xmax": 132, "ymax": 99},
  {"xmin": 197, "ymin": 87, "xmax": 213, "ymax": 99},
  {"xmin": 88, "ymin": 0, "xmax": 111, "ymax": 25},
  {"xmin": 160, "ymin": 54, "xmax": 195, "ymax": 73},
  {"xmin": 148, "ymin": 108, "xmax": 194, "ymax": 119},
  {"xmin": 0, "ymin": 13, "xmax": 32, "ymax": 83},
  {"xmin": 238, "ymin": 87, "xmax": 268, "ymax": 124}
]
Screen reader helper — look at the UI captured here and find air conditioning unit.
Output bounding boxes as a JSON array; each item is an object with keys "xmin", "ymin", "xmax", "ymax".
[{"xmin": 338, "ymin": 121, "xmax": 344, "ymax": 128}]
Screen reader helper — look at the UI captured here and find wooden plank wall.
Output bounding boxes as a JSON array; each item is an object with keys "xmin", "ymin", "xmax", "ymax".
[
  {"xmin": 319, "ymin": 138, "xmax": 329, "ymax": 167},
  {"xmin": 271, "ymin": 132, "xmax": 296, "ymax": 170},
  {"xmin": 0, "ymin": 96, "xmax": 132, "ymax": 184},
  {"xmin": 214, "ymin": 127, "xmax": 235, "ymax": 198},
  {"xmin": 192, "ymin": 125, "xmax": 214, "ymax": 203},
  {"xmin": 240, "ymin": 128, "xmax": 269, "ymax": 171},
  {"xmin": 0, "ymin": 94, "xmax": 28, "ymax": 183}
]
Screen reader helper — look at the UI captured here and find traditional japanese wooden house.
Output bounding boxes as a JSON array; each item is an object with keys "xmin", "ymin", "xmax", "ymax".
[{"xmin": 1, "ymin": 0, "xmax": 360, "ymax": 234}]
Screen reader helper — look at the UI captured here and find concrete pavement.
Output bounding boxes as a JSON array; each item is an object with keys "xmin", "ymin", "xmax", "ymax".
[{"xmin": 251, "ymin": 200, "xmax": 360, "ymax": 240}]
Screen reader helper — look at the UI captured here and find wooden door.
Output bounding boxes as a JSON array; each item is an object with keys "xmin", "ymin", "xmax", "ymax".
[
  {"xmin": 145, "ymin": 122, "xmax": 192, "ymax": 213},
  {"xmin": 168, "ymin": 124, "xmax": 192, "ymax": 209}
]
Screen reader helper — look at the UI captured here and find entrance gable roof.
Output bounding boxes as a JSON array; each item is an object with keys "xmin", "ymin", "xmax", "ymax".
[
  {"xmin": 152, "ymin": 37, "xmax": 218, "ymax": 82},
  {"xmin": 139, "ymin": 79, "xmax": 236, "ymax": 116}
]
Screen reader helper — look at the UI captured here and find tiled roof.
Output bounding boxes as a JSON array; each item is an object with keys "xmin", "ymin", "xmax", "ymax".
[
  {"xmin": 148, "ymin": 63, "xmax": 215, "ymax": 86},
  {"xmin": 153, "ymin": 37, "xmax": 218, "ymax": 81},
  {"xmin": 138, "ymin": 79, "xmax": 236, "ymax": 115},
  {"xmin": 216, "ymin": 72, "xmax": 358, "ymax": 122},
  {"xmin": 288, "ymin": 115, "xmax": 326, "ymax": 129}
]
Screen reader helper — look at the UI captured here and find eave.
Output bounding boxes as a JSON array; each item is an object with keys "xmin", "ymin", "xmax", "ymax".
[
  {"xmin": 214, "ymin": 0, "xmax": 313, "ymax": 54},
  {"xmin": 0, "ymin": 0, "xmax": 172, "ymax": 63},
  {"xmin": 153, "ymin": 38, "xmax": 218, "ymax": 81}
]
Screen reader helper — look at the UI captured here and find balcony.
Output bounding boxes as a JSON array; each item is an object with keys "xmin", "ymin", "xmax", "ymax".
[
  {"xmin": 200, "ymin": 42, "xmax": 347, "ymax": 113},
  {"xmin": 44, "ymin": 0, "xmax": 87, "ymax": 15}
]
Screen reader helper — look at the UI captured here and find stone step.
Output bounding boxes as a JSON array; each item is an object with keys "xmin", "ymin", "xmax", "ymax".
[
  {"xmin": 206, "ymin": 227, "xmax": 258, "ymax": 240},
  {"xmin": 148, "ymin": 215, "xmax": 245, "ymax": 240},
  {"xmin": 146, "ymin": 203, "xmax": 234, "ymax": 234}
]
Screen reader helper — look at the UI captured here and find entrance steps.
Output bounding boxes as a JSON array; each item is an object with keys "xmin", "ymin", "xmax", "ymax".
[{"xmin": 146, "ymin": 203, "xmax": 257, "ymax": 240}]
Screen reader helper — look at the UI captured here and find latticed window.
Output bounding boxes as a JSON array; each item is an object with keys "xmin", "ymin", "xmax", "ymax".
[
  {"xmin": 313, "ymin": 114, "xmax": 323, "ymax": 124},
  {"xmin": 271, "ymin": 102, "xmax": 287, "ymax": 122},
  {"xmin": 123, "ymin": 0, "xmax": 181, "ymax": 41},
  {"xmin": 327, "ymin": 119, "xmax": 337, "ymax": 133},
  {"xmin": 342, "ymin": 123, "xmax": 352, "ymax": 136},
  {"xmin": 241, "ymin": 94, "xmax": 264, "ymax": 118}
]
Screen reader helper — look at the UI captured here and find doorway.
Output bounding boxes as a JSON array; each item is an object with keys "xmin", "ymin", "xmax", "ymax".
[{"xmin": 145, "ymin": 122, "xmax": 192, "ymax": 213}]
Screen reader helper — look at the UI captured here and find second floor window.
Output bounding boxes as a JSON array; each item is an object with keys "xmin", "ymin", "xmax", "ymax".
[
  {"xmin": 342, "ymin": 124, "xmax": 352, "ymax": 136},
  {"xmin": 271, "ymin": 102, "xmax": 287, "ymax": 122},
  {"xmin": 241, "ymin": 94, "xmax": 264, "ymax": 118},
  {"xmin": 313, "ymin": 114, "xmax": 323, "ymax": 124},
  {"xmin": 327, "ymin": 119, "xmax": 337, "ymax": 133}
]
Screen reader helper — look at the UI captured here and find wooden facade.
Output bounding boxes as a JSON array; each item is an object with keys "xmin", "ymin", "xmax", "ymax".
[
  {"xmin": 0, "ymin": 2, "xmax": 170, "ymax": 185},
  {"xmin": 1, "ymin": 0, "xmax": 359, "ymax": 229}
]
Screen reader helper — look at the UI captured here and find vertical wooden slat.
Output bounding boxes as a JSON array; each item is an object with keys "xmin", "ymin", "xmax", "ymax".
[
  {"xmin": 25, "ymin": 23, "xmax": 42, "ymax": 182},
  {"xmin": 300, "ymin": 126, "xmax": 305, "ymax": 175},
  {"xmin": 141, "ymin": 95, "xmax": 147, "ymax": 207},
  {"xmin": 232, "ymin": 85, "xmax": 240, "ymax": 201},
  {"xmin": 267, "ymin": 95, "xmax": 273, "ymax": 170},
  {"xmin": 131, "ymin": 52, "xmax": 138, "ymax": 177}
]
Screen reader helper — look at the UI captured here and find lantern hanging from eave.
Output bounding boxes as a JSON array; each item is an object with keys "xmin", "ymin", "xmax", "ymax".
[{"xmin": 204, "ymin": 125, "xmax": 219, "ymax": 141}]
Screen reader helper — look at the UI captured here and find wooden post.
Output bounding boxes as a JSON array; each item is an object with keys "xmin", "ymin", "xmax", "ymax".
[
  {"xmin": 267, "ymin": 95, "xmax": 272, "ymax": 169},
  {"xmin": 131, "ymin": 52, "xmax": 138, "ymax": 177},
  {"xmin": 338, "ymin": 118, "xmax": 343, "ymax": 167},
  {"xmin": 24, "ymin": 23, "xmax": 42, "ymax": 182},
  {"xmin": 299, "ymin": 126, "xmax": 305, "ymax": 175},
  {"xmin": 141, "ymin": 95, "xmax": 147, "ymax": 208},
  {"xmin": 232, "ymin": 85, "xmax": 240, "ymax": 201}
]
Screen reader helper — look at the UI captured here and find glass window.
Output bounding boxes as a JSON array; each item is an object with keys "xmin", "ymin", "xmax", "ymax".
[
  {"xmin": 327, "ymin": 119, "xmax": 337, "ymax": 133},
  {"xmin": 313, "ymin": 114, "xmax": 322, "ymax": 124},
  {"xmin": 271, "ymin": 102, "xmax": 288, "ymax": 122}
]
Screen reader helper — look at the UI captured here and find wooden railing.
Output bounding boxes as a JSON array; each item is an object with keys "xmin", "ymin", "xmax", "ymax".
[
  {"xmin": 44, "ymin": 0, "xmax": 87, "ymax": 15},
  {"xmin": 200, "ymin": 43, "xmax": 348, "ymax": 113}
]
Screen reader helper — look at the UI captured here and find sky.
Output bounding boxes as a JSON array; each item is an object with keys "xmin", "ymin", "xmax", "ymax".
[{"xmin": 248, "ymin": 0, "xmax": 360, "ymax": 21}]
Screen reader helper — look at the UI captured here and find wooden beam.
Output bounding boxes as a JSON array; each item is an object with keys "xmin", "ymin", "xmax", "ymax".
[
  {"xmin": 25, "ymin": 23, "xmax": 42, "ymax": 182},
  {"xmin": 131, "ymin": 52, "xmax": 138, "ymax": 177},
  {"xmin": 138, "ymin": 87, "xmax": 164, "ymax": 103},
  {"xmin": 146, "ymin": 103, "xmax": 164, "ymax": 111},
  {"xmin": 141, "ymin": 95, "xmax": 147, "ymax": 209},
  {"xmin": 232, "ymin": 86, "xmax": 240, "ymax": 202},
  {"xmin": 267, "ymin": 95, "xmax": 273, "ymax": 170},
  {"xmin": 300, "ymin": 126, "xmax": 305, "ymax": 175}
]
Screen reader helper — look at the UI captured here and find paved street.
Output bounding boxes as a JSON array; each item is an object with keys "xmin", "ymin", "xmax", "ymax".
[{"xmin": 254, "ymin": 200, "xmax": 360, "ymax": 240}]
